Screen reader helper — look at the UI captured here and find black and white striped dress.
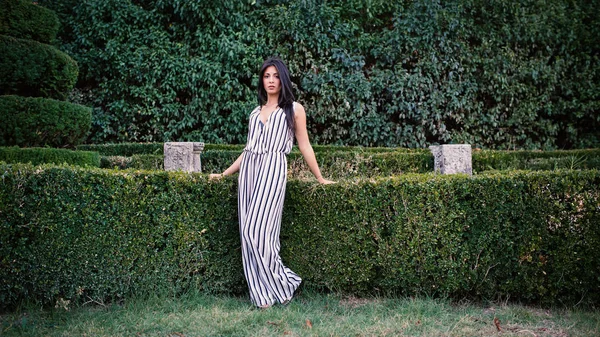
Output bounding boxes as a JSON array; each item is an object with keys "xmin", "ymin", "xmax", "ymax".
[{"xmin": 238, "ymin": 104, "xmax": 302, "ymax": 307}]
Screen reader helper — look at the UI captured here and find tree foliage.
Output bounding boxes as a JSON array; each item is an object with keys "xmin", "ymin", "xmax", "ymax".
[{"xmin": 39, "ymin": 0, "xmax": 599, "ymax": 149}]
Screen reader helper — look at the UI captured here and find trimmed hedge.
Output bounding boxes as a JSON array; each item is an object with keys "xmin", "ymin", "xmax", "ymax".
[
  {"xmin": 0, "ymin": 0, "xmax": 59, "ymax": 43},
  {"xmin": 472, "ymin": 149, "xmax": 600, "ymax": 171},
  {"xmin": 1, "ymin": 164, "xmax": 598, "ymax": 309},
  {"xmin": 0, "ymin": 146, "xmax": 100, "ymax": 167},
  {"xmin": 78, "ymin": 142, "xmax": 166, "ymax": 156},
  {"xmin": 0, "ymin": 95, "xmax": 92, "ymax": 147},
  {"xmin": 98, "ymin": 151, "xmax": 433, "ymax": 178},
  {"xmin": 77, "ymin": 143, "xmax": 424, "ymax": 156},
  {"xmin": 0, "ymin": 35, "xmax": 78, "ymax": 100},
  {"xmin": 95, "ymin": 146, "xmax": 600, "ymax": 178}
]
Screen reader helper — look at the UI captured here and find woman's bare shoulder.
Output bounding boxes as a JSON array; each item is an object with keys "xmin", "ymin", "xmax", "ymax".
[{"xmin": 293, "ymin": 102, "xmax": 306, "ymax": 117}]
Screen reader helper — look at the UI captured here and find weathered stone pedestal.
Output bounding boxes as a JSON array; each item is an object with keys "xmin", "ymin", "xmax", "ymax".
[
  {"xmin": 164, "ymin": 142, "xmax": 205, "ymax": 172},
  {"xmin": 429, "ymin": 144, "xmax": 472, "ymax": 175}
]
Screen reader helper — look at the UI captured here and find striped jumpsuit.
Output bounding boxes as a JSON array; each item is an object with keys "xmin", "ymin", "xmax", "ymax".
[{"xmin": 238, "ymin": 104, "xmax": 302, "ymax": 307}]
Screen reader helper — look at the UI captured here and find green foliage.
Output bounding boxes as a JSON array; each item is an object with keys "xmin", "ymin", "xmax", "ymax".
[
  {"xmin": 0, "ymin": 35, "xmax": 78, "ymax": 100},
  {"xmin": 78, "ymin": 143, "xmax": 249, "ymax": 156},
  {"xmin": 0, "ymin": 164, "xmax": 242, "ymax": 309},
  {"xmin": 0, "ymin": 146, "xmax": 100, "ymax": 167},
  {"xmin": 37, "ymin": 0, "xmax": 599, "ymax": 148},
  {"xmin": 0, "ymin": 0, "xmax": 59, "ymax": 43},
  {"xmin": 91, "ymin": 143, "xmax": 600, "ymax": 178},
  {"xmin": 79, "ymin": 143, "xmax": 165, "ymax": 156},
  {"xmin": 0, "ymin": 95, "xmax": 92, "ymax": 147},
  {"xmin": 472, "ymin": 149, "xmax": 600, "ymax": 172},
  {"xmin": 1, "ymin": 164, "xmax": 598, "ymax": 309},
  {"xmin": 78, "ymin": 142, "xmax": 421, "ymax": 156},
  {"xmin": 97, "ymin": 151, "xmax": 432, "ymax": 178}
]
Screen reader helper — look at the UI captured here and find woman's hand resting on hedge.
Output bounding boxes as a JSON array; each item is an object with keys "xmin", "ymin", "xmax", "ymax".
[
  {"xmin": 317, "ymin": 177, "xmax": 336, "ymax": 184},
  {"xmin": 209, "ymin": 173, "xmax": 224, "ymax": 181}
]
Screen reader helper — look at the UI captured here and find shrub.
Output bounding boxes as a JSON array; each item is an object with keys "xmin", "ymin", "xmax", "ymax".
[
  {"xmin": 0, "ymin": 0, "xmax": 59, "ymax": 43},
  {"xmin": 0, "ymin": 95, "xmax": 92, "ymax": 147},
  {"xmin": 473, "ymin": 149, "xmax": 600, "ymax": 172},
  {"xmin": 78, "ymin": 143, "xmax": 424, "ymax": 157},
  {"xmin": 0, "ymin": 146, "xmax": 99, "ymax": 167},
  {"xmin": 0, "ymin": 35, "xmax": 78, "ymax": 100},
  {"xmin": 94, "ymin": 145, "xmax": 600, "ymax": 179},
  {"xmin": 37, "ymin": 0, "xmax": 600, "ymax": 148},
  {"xmin": 78, "ymin": 143, "xmax": 165, "ymax": 156},
  {"xmin": 97, "ymin": 151, "xmax": 433, "ymax": 178},
  {"xmin": 1, "ymin": 164, "xmax": 598, "ymax": 309}
]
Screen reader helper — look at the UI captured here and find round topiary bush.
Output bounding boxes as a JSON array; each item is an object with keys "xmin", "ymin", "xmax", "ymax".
[
  {"xmin": 0, "ymin": 35, "xmax": 78, "ymax": 100},
  {"xmin": 0, "ymin": 0, "xmax": 59, "ymax": 43},
  {"xmin": 0, "ymin": 95, "xmax": 92, "ymax": 147}
]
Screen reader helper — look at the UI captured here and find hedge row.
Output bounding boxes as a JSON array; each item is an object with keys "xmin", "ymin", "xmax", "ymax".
[
  {"xmin": 474, "ymin": 149, "xmax": 600, "ymax": 171},
  {"xmin": 198, "ymin": 148, "xmax": 600, "ymax": 176},
  {"xmin": 0, "ymin": 147, "xmax": 100, "ymax": 167},
  {"xmin": 0, "ymin": 0, "xmax": 59, "ymax": 44},
  {"xmin": 0, "ymin": 35, "xmax": 78, "ymax": 100},
  {"xmin": 97, "ymin": 148, "xmax": 600, "ymax": 178},
  {"xmin": 79, "ymin": 142, "xmax": 600, "ymax": 170},
  {"xmin": 0, "ymin": 95, "xmax": 92, "ymax": 147},
  {"xmin": 99, "ymin": 151, "xmax": 433, "ymax": 179},
  {"xmin": 1, "ymin": 164, "xmax": 598, "ymax": 309},
  {"xmin": 78, "ymin": 143, "xmax": 240, "ymax": 156},
  {"xmin": 77, "ymin": 142, "xmax": 421, "ymax": 156}
]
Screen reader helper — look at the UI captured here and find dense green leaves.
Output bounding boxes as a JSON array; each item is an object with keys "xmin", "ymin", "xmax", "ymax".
[
  {"xmin": 1, "ymin": 164, "xmax": 598, "ymax": 308},
  {"xmin": 83, "ymin": 143, "xmax": 600, "ymax": 177},
  {"xmin": 0, "ymin": 146, "xmax": 100, "ymax": 167},
  {"xmin": 0, "ymin": 0, "xmax": 59, "ymax": 43},
  {"xmin": 0, "ymin": 35, "xmax": 78, "ymax": 100},
  {"xmin": 0, "ymin": 95, "xmax": 92, "ymax": 147},
  {"xmin": 37, "ymin": 0, "xmax": 599, "ymax": 148}
]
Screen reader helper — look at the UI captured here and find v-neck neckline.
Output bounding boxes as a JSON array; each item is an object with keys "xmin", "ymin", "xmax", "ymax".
[{"xmin": 259, "ymin": 106, "xmax": 279, "ymax": 125}]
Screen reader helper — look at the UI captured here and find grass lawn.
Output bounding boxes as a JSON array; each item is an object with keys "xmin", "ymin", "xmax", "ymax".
[{"xmin": 1, "ymin": 291, "xmax": 598, "ymax": 336}]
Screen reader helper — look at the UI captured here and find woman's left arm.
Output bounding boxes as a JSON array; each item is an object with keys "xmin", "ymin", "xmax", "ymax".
[{"xmin": 294, "ymin": 103, "xmax": 335, "ymax": 184}]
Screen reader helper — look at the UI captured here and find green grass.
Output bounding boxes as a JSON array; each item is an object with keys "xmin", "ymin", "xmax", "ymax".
[{"xmin": 1, "ymin": 291, "xmax": 598, "ymax": 336}]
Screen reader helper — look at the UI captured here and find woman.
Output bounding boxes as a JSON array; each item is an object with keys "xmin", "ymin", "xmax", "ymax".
[{"xmin": 209, "ymin": 57, "xmax": 334, "ymax": 309}]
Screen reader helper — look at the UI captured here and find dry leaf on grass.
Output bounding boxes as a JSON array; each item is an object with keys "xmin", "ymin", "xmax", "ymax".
[
  {"xmin": 306, "ymin": 319, "xmax": 313, "ymax": 329},
  {"xmin": 494, "ymin": 317, "xmax": 502, "ymax": 331}
]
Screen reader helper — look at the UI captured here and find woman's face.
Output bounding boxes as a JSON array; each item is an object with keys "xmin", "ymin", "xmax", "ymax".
[{"xmin": 262, "ymin": 65, "xmax": 281, "ymax": 97}]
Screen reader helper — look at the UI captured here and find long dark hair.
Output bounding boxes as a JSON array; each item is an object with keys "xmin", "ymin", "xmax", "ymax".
[{"xmin": 257, "ymin": 57, "xmax": 295, "ymax": 132}]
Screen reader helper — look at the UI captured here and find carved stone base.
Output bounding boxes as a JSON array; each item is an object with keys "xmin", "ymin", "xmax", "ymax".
[
  {"xmin": 429, "ymin": 144, "xmax": 472, "ymax": 175},
  {"xmin": 164, "ymin": 142, "xmax": 205, "ymax": 172}
]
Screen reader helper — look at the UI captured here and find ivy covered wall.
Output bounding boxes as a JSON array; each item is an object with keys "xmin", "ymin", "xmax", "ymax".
[{"xmin": 38, "ymin": 0, "xmax": 599, "ymax": 149}]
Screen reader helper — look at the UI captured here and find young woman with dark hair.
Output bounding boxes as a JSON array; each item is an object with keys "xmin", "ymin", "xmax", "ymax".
[{"xmin": 209, "ymin": 57, "xmax": 334, "ymax": 309}]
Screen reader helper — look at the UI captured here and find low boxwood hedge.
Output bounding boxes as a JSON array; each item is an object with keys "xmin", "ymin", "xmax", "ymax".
[
  {"xmin": 472, "ymin": 149, "xmax": 600, "ymax": 171},
  {"xmin": 0, "ymin": 146, "xmax": 99, "ymax": 167},
  {"xmin": 0, "ymin": 95, "xmax": 92, "ymax": 147},
  {"xmin": 96, "ymin": 148, "xmax": 600, "ymax": 179},
  {"xmin": 77, "ymin": 142, "xmax": 166, "ymax": 156},
  {"xmin": 77, "ymin": 143, "xmax": 423, "ymax": 156},
  {"xmin": 0, "ymin": 0, "xmax": 59, "ymax": 43},
  {"xmin": 98, "ymin": 151, "xmax": 433, "ymax": 178},
  {"xmin": 0, "ymin": 35, "xmax": 78, "ymax": 100},
  {"xmin": 81, "ymin": 143, "xmax": 600, "ymax": 174},
  {"xmin": 1, "ymin": 164, "xmax": 598, "ymax": 309}
]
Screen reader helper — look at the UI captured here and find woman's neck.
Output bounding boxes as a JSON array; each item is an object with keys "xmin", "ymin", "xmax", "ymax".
[{"xmin": 264, "ymin": 94, "xmax": 279, "ymax": 107}]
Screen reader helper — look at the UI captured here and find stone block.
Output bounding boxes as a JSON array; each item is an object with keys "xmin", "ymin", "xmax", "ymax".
[
  {"xmin": 429, "ymin": 144, "xmax": 472, "ymax": 175},
  {"xmin": 164, "ymin": 142, "xmax": 205, "ymax": 172}
]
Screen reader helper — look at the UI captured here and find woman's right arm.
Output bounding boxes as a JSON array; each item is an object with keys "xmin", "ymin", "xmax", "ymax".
[{"xmin": 209, "ymin": 153, "xmax": 244, "ymax": 180}]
